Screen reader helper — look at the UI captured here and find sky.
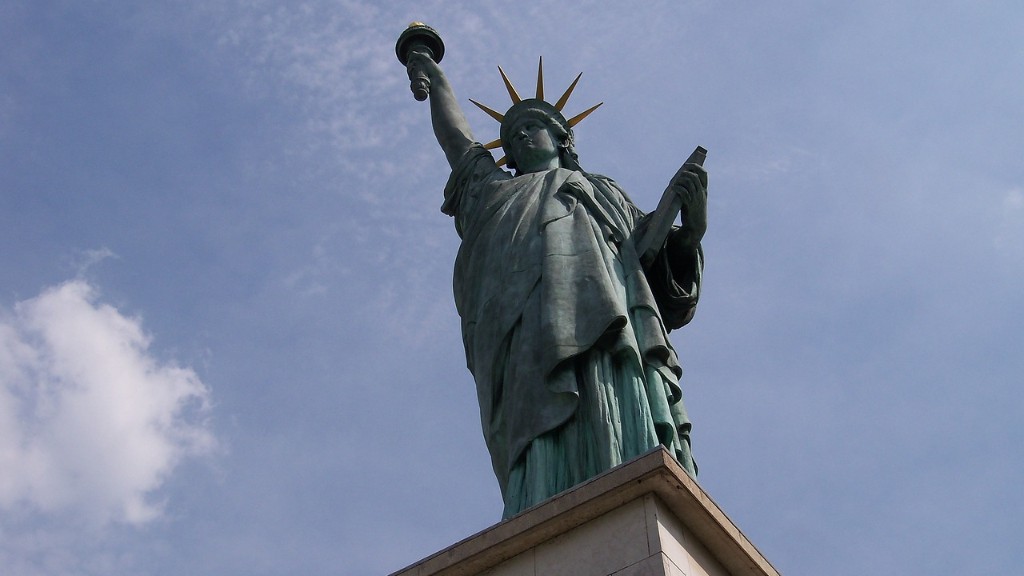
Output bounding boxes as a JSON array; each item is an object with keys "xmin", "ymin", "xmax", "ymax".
[{"xmin": 1, "ymin": 1, "xmax": 1022, "ymax": 574}]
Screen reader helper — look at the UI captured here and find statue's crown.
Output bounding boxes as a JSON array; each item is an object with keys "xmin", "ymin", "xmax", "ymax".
[{"xmin": 469, "ymin": 58, "xmax": 602, "ymax": 167}]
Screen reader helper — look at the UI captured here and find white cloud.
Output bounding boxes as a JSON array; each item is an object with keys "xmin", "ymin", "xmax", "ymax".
[{"xmin": 0, "ymin": 280, "xmax": 215, "ymax": 527}]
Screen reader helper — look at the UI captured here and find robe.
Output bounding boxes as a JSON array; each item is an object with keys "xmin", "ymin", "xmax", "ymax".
[{"xmin": 442, "ymin": 144, "xmax": 701, "ymax": 518}]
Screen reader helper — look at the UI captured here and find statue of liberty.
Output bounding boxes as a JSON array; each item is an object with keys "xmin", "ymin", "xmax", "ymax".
[{"xmin": 399, "ymin": 25, "xmax": 708, "ymax": 519}]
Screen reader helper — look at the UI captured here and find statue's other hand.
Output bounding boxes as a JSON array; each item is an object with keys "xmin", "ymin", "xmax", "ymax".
[{"xmin": 669, "ymin": 163, "xmax": 708, "ymax": 247}]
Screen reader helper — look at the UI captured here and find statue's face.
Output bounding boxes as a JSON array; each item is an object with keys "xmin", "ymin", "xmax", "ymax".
[{"xmin": 508, "ymin": 117, "xmax": 560, "ymax": 173}]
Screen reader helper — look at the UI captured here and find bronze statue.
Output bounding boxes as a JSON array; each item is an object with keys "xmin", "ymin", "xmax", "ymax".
[{"xmin": 399, "ymin": 24, "xmax": 708, "ymax": 519}]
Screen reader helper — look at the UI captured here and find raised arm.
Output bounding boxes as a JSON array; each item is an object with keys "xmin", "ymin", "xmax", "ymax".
[{"xmin": 406, "ymin": 51, "xmax": 475, "ymax": 169}]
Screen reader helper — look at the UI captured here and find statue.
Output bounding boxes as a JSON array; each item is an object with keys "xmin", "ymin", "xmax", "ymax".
[{"xmin": 398, "ymin": 24, "xmax": 708, "ymax": 519}]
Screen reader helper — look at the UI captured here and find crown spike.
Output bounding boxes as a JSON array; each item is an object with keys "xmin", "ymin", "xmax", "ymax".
[
  {"xmin": 536, "ymin": 57, "xmax": 544, "ymax": 101},
  {"xmin": 567, "ymin": 102, "xmax": 604, "ymax": 127},
  {"xmin": 498, "ymin": 66, "xmax": 522, "ymax": 104},
  {"xmin": 554, "ymin": 72, "xmax": 583, "ymax": 111},
  {"xmin": 468, "ymin": 99, "xmax": 505, "ymax": 123},
  {"xmin": 483, "ymin": 138, "xmax": 503, "ymax": 150}
]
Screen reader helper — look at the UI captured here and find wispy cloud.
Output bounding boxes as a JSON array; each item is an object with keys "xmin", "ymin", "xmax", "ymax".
[
  {"xmin": 994, "ymin": 187, "xmax": 1023, "ymax": 253},
  {"xmin": 69, "ymin": 247, "xmax": 118, "ymax": 277},
  {"xmin": 204, "ymin": 1, "xmax": 408, "ymax": 158}
]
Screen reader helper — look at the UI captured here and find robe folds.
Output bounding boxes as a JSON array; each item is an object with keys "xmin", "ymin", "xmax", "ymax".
[{"xmin": 442, "ymin": 144, "xmax": 702, "ymax": 518}]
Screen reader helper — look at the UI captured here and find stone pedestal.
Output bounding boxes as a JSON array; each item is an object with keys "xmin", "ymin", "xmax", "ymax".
[{"xmin": 391, "ymin": 446, "xmax": 779, "ymax": 576}]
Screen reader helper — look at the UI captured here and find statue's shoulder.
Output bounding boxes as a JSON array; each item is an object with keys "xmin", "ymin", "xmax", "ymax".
[
  {"xmin": 581, "ymin": 172, "xmax": 639, "ymax": 209},
  {"xmin": 454, "ymin": 144, "xmax": 512, "ymax": 178},
  {"xmin": 583, "ymin": 172, "xmax": 616, "ymax": 185}
]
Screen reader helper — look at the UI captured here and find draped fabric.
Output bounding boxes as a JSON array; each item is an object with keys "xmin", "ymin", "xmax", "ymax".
[{"xmin": 442, "ymin": 144, "xmax": 701, "ymax": 518}]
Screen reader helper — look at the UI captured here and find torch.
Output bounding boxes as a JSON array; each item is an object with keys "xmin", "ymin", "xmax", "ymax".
[{"xmin": 395, "ymin": 23, "xmax": 445, "ymax": 101}]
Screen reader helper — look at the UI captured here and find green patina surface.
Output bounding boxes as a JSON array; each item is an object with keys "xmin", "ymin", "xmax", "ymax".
[{"xmin": 399, "ymin": 25, "xmax": 708, "ymax": 519}]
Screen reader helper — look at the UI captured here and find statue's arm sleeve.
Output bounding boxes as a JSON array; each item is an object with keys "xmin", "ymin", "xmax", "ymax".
[
  {"xmin": 441, "ymin": 144, "xmax": 507, "ymax": 236},
  {"xmin": 635, "ymin": 213, "xmax": 703, "ymax": 331}
]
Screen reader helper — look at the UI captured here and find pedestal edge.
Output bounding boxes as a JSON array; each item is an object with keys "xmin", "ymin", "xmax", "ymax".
[{"xmin": 390, "ymin": 446, "xmax": 780, "ymax": 576}]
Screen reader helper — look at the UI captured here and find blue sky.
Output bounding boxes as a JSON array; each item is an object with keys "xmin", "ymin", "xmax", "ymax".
[{"xmin": 1, "ymin": 1, "xmax": 1021, "ymax": 574}]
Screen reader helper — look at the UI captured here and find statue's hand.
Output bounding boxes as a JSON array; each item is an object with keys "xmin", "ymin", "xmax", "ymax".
[
  {"xmin": 404, "ymin": 49, "xmax": 444, "ymax": 102},
  {"xmin": 669, "ymin": 163, "xmax": 708, "ymax": 248},
  {"xmin": 406, "ymin": 49, "xmax": 441, "ymax": 80}
]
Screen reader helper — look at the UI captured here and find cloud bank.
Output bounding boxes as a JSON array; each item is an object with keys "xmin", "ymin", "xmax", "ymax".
[{"xmin": 0, "ymin": 280, "xmax": 215, "ymax": 527}]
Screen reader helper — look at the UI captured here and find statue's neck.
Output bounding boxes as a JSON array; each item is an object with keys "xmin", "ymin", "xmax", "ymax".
[{"xmin": 515, "ymin": 156, "xmax": 561, "ymax": 175}]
